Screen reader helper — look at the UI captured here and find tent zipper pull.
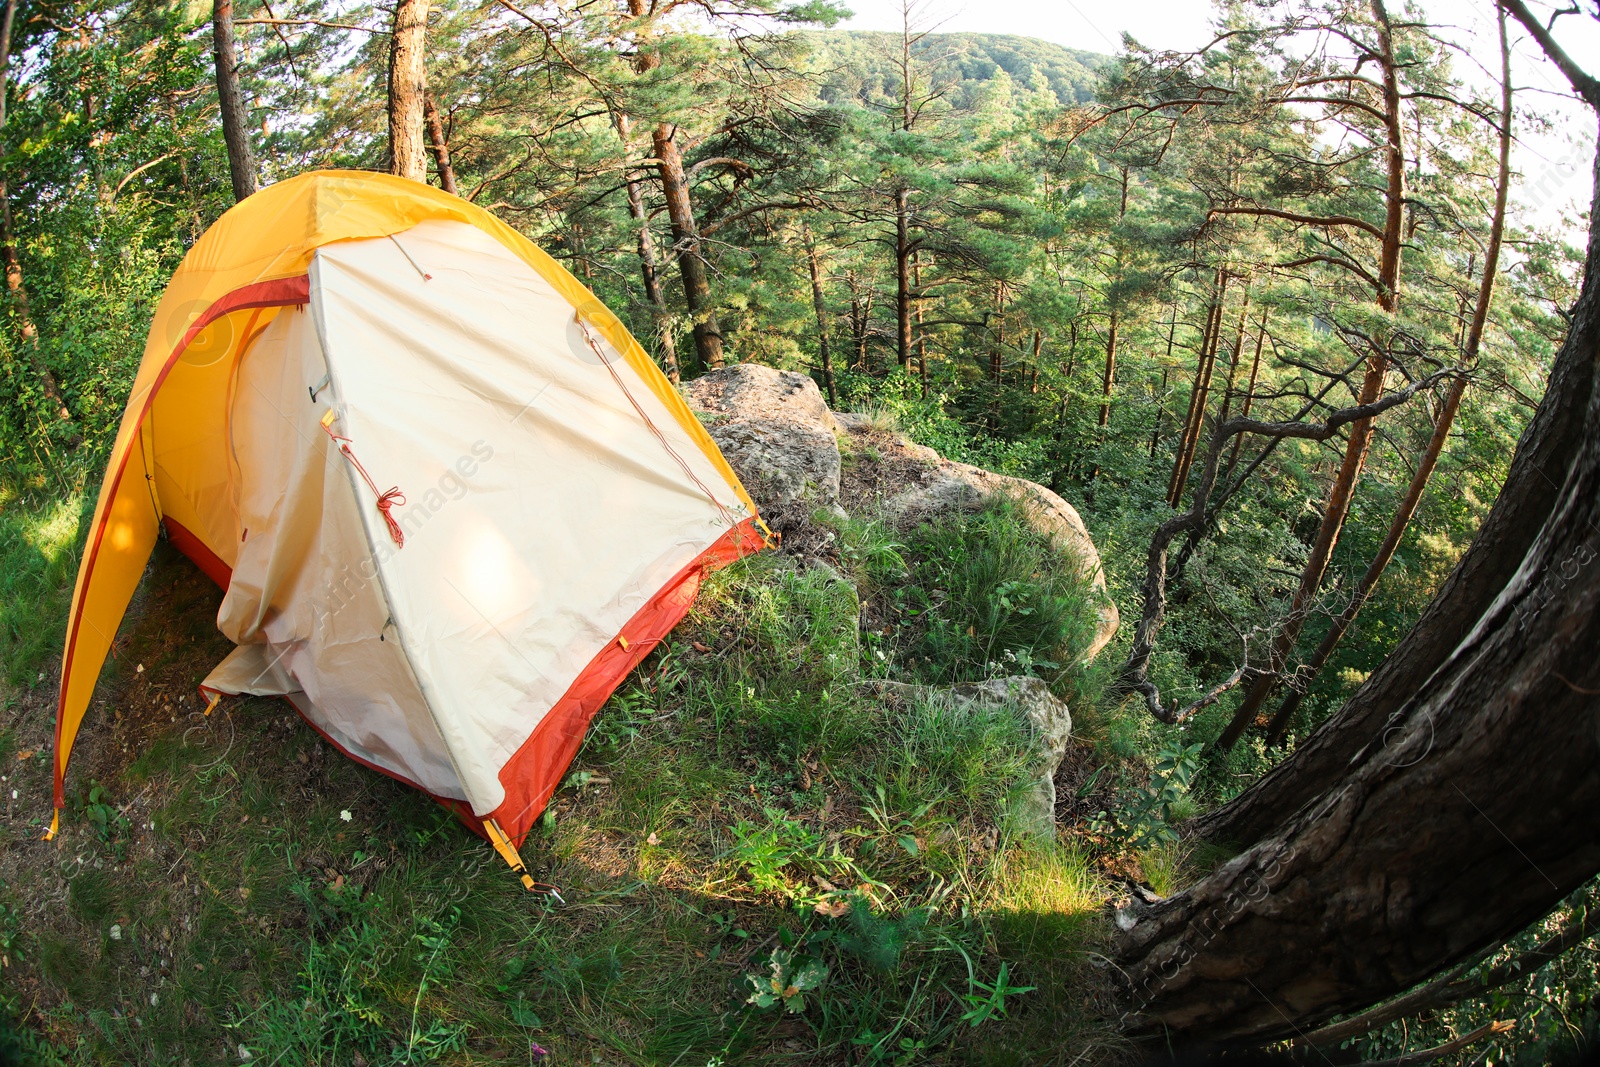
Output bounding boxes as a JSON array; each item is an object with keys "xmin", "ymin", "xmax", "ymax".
[{"xmin": 308, "ymin": 373, "xmax": 330, "ymax": 403}]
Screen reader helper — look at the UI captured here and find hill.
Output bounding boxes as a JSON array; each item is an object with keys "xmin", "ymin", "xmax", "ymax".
[{"xmin": 800, "ymin": 30, "xmax": 1107, "ymax": 109}]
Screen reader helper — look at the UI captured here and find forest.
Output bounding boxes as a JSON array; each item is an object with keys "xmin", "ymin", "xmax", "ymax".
[{"xmin": 0, "ymin": 0, "xmax": 1597, "ymax": 1062}]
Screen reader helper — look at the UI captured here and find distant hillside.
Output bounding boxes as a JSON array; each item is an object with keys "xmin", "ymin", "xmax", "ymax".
[{"xmin": 800, "ymin": 31, "xmax": 1108, "ymax": 110}]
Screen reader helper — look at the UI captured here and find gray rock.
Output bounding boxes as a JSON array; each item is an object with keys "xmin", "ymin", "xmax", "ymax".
[
  {"xmin": 682, "ymin": 362, "xmax": 1117, "ymax": 659},
  {"xmin": 683, "ymin": 365, "xmax": 842, "ymax": 514}
]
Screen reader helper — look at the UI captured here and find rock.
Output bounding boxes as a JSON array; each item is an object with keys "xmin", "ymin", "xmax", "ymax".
[
  {"xmin": 874, "ymin": 675, "xmax": 1071, "ymax": 841},
  {"xmin": 682, "ymin": 362, "xmax": 1117, "ymax": 659},
  {"xmin": 684, "ymin": 363, "xmax": 839, "ymax": 435},
  {"xmin": 683, "ymin": 366, "xmax": 845, "ymax": 555}
]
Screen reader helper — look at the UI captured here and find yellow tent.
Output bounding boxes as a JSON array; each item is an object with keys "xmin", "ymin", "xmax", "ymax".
[{"xmin": 53, "ymin": 171, "xmax": 764, "ymax": 884}]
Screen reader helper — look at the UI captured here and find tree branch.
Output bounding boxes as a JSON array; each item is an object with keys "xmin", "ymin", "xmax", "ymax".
[
  {"xmin": 1208, "ymin": 205, "xmax": 1385, "ymax": 240},
  {"xmin": 1498, "ymin": 0, "xmax": 1600, "ymax": 108}
]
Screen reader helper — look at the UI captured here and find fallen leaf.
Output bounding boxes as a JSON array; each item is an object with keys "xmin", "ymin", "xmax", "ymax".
[
  {"xmin": 15, "ymin": 751, "xmax": 32, "ymax": 761},
  {"xmin": 814, "ymin": 898, "xmax": 850, "ymax": 918},
  {"xmin": 811, "ymin": 875, "xmax": 837, "ymax": 892},
  {"xmin": 692, "ymin": 641, "xmax": 711, "ymax": 653},
  {"xmin": 332, "ymin": 875, "xmax": 344, "ymax": 891}
]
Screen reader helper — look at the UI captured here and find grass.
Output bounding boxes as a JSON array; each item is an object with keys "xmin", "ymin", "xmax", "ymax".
[
  {"xmin": 0, "ymin": 496, "xmax": 1139, "ymax": 1065},
  {"xmin": 0, "ymin": 486, "xmax": 89, "ymax": 688}
]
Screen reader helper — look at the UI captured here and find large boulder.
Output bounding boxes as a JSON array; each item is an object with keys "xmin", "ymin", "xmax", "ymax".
[
  {"xmin": 683, "ymin": 366, "xmax": 844, "ymax": 557},
  {"xmin": 683, "ymin": 363, "xmax": 1117, "ymax": 658},
  {"xmin": 875, "ymin": 675, "xmax": 1072, "ymax": 841}
]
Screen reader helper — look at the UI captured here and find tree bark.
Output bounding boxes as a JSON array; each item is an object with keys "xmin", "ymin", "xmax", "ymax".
[
  {"xmin": 612, "ymin": 111, "xmax": 679, "ymax": 382},
  {"xmin": 1167, "ymin": 270, "xmax": 1227, "ymax": 507},
  {"xmin": 1225, "ymin": 311, "xmax": 1266, "ymax": 474},
  {"xmin": 803, "ymin": 222, "xmax": 837, "ymax": 406},
  {"xmin": 895, "ymin": 187, "xmax": 913, "ymax": 370},
  {"xmin": 913, "ymin": 252, "xmax": 928, "ymax": 394},
  {"xmin": 653, "ymin": 123, "xmax": 724, "ymax": 370},
  {"xmin": 1097, "ymin": 310, "xmax": 1119, "ymax": 428},
  {"xmin": 212, "ymin": 0, "xmax": 258, "ymax": 202},
  {"xmin": 423, "ymin": 94, "xmax": 456, "ymax": 195},
  {"xmin": 387, "ymin": 0, "xmax": 429, "ymax": 182}
]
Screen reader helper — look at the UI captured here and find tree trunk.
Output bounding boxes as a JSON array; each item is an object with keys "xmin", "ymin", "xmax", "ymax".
[
  {"xmin": 1029, "ymin": 329, "xmax": 1041, "ymax": 394},
  {"xmin": 803, "ymin": 223, "xmax": 836, "ymax": 406},
  {"xmin": 612, "ymin": 111, "xmax": 678, "ymax": 382},
  {"xmin": 913, "ymin": 252, "xmax": 928, "ymax": 394},
  {"xmin": 1213, "ymin": 282, "xmax": 1250, "ymax": 428},
  {"xmin": 1260, "ymin": 10, "xmax": 1514, "ymax": 748},
  {"xmin": 1097, "ymin": 310, "xmax": 1118, "ymax": 428},
  {"xmin": 1193, "ymin": 0, "xmax": 1599, "ymax": 859},
  {"xmin": 387, "ymin": 0, "xmax": 429, "ymax": 182},
  {"xmin": 1263, "ymin": 375, "xmax": 1468, "ymax": 745},
  {"xmin": 1114, "ymin": 328, "xmax": 1600, "ymax": 1041},
  {"xmin": 1167, "ymin": 270, "xmax": 1227, "ymax": 507},
  {"xmin": 423, "ymin": 94, "xmax": 456, "ymax": 196},
  {"xmin": 1215, "ymin": 351, "xmax": 1387, "ymax": 749},
  {"xmin": 895, "ymin": 187, "xmax": 913, "ymax": 370},
  {"xmin": 652, "ymin": 123, "xmax": 723, "ymax": 371},
  {"xmin": 212, "ymin": 0, "xmax": 257, "ymax": 202},
  {"xmin": 1225, "ymin": 311, "xmax": 1267, "ymax": 474}
]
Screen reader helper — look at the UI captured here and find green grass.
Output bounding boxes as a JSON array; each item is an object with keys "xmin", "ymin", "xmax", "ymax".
[
  {"xmin": 842, "ymin": 500, "xmax": 1105, "ymax": 699},
  {"xmin": 0, "ymin": 500, "xmax": 1127, "ymax": 1065},
  {"xmin": 0, "ymin": 486, "xmax": 89, "ymax": 687}
]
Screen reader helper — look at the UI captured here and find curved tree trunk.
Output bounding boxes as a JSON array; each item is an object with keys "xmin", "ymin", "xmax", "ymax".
[
  {"xmin": 802, "ymin": 222, "xmax": 837, "ymax": 406},
  {"xmin": 1140, "ymin": 42, "xmax": 1600, "ymax": 1026}
]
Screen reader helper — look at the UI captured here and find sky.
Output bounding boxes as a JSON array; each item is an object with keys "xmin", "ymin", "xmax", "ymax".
[{"xmin": 836, "ymin": 0, "xmax": 1599, "ymax": 233}]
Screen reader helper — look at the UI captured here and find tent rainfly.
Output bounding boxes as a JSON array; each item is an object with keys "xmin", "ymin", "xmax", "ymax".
[{"xmin": 51, "ymin": 171, "xmax": 767, "ymax": 886}]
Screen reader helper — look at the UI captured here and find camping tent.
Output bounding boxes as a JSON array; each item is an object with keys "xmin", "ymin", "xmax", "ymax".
[{"xmin": 52, "ymin": 171, "xmax": 766, "ymax": 883}]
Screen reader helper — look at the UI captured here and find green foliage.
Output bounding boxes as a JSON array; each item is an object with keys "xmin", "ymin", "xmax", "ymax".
[
  {"xmin": 866, "ymin": 500, "xmax": 1102, "ymax": 691},
  {"xmin": 1092, "ymin": 740, "xmax": 1203, "ymax": 851},
  {"xmin": 745, "ymin": 948, "xmax": 829, "ymax": 1012},
  {"xmin": 0, "ymin": 491, "xmax": 88, "ymax": 686},
  {"xmin": 730, "ymin": 807, "xmax": 825, "ymax": 896},
  {"xmin": 833, "ymin": 895, "xmax": 930, "ymax": 973},
  {"xmin": 959, "ymin": 961, "xmax": 1036, "ymax": 1028}
]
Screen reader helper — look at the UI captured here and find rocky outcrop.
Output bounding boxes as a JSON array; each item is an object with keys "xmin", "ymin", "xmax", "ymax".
[
  {"xmin": 684, "ymin": 363, "xmax": 1118, "ymax": 659},
  {"xmin": 684, "ymin": 366, "xmax": 845, "ymax": 556},
  {"xmin": 875, "ymin": 675, "xmax": 1072, "ymax": 841}
]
